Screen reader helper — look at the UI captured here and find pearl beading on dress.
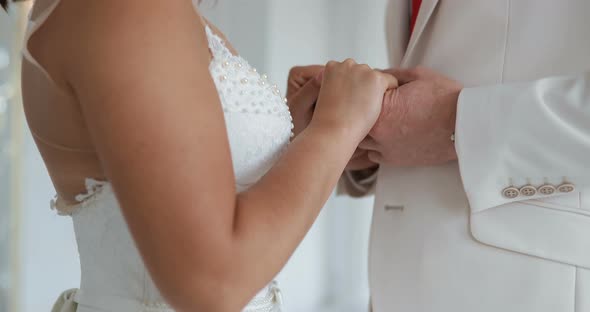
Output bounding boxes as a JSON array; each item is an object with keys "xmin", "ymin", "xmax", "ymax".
[{"xmin": 205, "ymin": 26, "xmax": 294, "ymax": 138}]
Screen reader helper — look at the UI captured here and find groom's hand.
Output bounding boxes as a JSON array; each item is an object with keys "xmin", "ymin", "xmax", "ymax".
[
  {"xmin": 362, "ymin": 66, "xmax": 462, "ymax": 167},
  {"xmin": 286, "ymin": 65, "xmax": 324, "ymax": 137}
]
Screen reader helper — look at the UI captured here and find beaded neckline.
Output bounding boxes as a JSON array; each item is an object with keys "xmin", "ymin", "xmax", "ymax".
[{"xmin": 205, "ymin": 26, "xmax": 294, "ymax": 129}]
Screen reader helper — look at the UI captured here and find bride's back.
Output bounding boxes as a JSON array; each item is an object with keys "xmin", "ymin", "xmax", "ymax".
[{"xmin": 22, "ymin": 0, "xmax": 104, "ymax": 205}]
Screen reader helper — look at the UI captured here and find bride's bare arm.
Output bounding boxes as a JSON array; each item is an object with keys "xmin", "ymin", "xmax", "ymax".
[{"xmin": 60, "ymin": 0, "xmax": 396, "ymax": 310}]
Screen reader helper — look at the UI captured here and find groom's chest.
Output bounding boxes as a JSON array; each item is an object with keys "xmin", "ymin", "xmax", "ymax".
[{"xmin": 393, "ymin": 0, "xmax": 590, "ymax": 86}]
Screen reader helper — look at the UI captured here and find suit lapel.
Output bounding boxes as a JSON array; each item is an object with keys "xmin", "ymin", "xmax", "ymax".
[{"xmin": 400, "ymin": 0, "xmax": 440, "ymax": 66}]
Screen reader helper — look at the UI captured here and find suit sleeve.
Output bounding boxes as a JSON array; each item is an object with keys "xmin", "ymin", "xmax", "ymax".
[{"xmin": 455, "ymin": 72, "xmax": 590, "ymax": 212}]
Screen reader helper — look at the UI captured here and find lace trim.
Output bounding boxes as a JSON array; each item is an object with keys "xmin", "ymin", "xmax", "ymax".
[
  {"xmin": 244, "ymin": 281, "xmax": 283, "ymax": 312},
  {"xmin": 50, "ymin": 179, "xmax": 110, "ymax": 216}
]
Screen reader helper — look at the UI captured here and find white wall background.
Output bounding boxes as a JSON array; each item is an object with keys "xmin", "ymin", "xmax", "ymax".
[{"xmin": 3, "ymin": 1, "xmax": 392, "ymax": 311}]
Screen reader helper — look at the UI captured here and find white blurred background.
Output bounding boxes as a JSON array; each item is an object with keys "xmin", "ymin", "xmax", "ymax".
[{"xmin": 0, "ymin": 1, "xmax": 391, "ymax": 311}]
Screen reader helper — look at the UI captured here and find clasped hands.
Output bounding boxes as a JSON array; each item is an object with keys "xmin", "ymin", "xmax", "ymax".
[{"xmin": 287, "ymin": 65, "xmax": 463, "ymax": 170}]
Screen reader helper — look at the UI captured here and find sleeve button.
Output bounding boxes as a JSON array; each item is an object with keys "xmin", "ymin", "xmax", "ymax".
[
  {"xmin": 538, "ymin": 184, "xmax": 556, "ymax": 195},
  {"xmin": 502, "ymin": 186, "xmax": 520, "ymax": 199},
  {"xmin": 519, "ymin": 185, "xmax": 537, "ymax": 197},
  {"xmin": 557, "ymin": 183, "xmax": 575, "ymax": 193}
]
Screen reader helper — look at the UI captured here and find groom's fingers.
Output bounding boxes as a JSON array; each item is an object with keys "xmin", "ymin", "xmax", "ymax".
[
  {"xmin": 288, "ymin": 74, "xmax": 322, "ymax": 137},
  {"xmin": 381, "ymin": 67, "xmax": 434, "ymax": 84},
  {"xmin": 367, "ymin": 151, "xmax": 384, "ymax": 164},
  {"xmin": 380, "ymin": 68, "xmax": 417, "ymax": 85},
  {"xmin": 289, "ymin": 65, "xmax": 325, "ymax": 78},
  {"xmin": 359, "ymin": 137, "xmax": 380, "ymax": 151},
  {"xmin": 289, "ymin": 78, "xmax": 321, "ymax": 111},
  {"xmin": 346, "ymin": 149, "xmax": 378, "ymax": 171},
  {"xmin": 288, "ymin": 65, "xmax": 325, "ymax": 90},
  {"xmin": 352, "ymin": 148, "xmax": 366, "ymax": 158},
  {"xmin": 378, "ymin": 71, "xmax": 399, "ymax": 90},
  {"xmin": 346, "ymin": 157, "xmax": 377, "ymax": 171}
]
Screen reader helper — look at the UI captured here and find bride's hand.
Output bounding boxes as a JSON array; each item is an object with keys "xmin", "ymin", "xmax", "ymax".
[
  {"xmin": 310, "ymin": 59, "xmax": 398, "ymax": 142},
  {"xmin": 286, "ymin": 65, "xmax": 324, "ymax": 137}
]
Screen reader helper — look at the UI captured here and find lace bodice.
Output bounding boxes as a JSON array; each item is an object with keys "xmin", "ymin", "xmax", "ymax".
[{"xmin": 48, "ymin": 24, "xmax": 292, "ymax": 312}]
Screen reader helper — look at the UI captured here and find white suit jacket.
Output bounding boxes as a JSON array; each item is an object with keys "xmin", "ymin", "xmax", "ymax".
[{"xmin": 367, "ymin": 0, "xmax": 590, "ymax": 311}]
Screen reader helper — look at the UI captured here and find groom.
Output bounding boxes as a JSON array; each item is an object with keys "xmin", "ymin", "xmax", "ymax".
[{"xmin": 289, "ymin": 0, "xmax": 590, "ymax": 311}]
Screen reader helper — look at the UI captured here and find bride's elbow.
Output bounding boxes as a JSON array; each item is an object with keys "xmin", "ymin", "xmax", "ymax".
[{"xmin": 151, "ymin": 253, "xmax": 254, "ymax": 312}]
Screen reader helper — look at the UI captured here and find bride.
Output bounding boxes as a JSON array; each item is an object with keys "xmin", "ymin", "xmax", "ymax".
[{"xmin": 11, "ymin": 0, "xmax": 397, "ymax": 310}]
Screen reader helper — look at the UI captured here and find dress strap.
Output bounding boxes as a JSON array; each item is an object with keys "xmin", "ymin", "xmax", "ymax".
[
  {"xmin": 22, "ymin": 0, "xmax": 66, "ymax": 92},
  {"xmin": 203, "ymin": 25, "xmax": 238, "ymax": 61}
]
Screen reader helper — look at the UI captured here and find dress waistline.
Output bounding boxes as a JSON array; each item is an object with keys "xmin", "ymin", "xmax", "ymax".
[{"xmin": 51, "ymin": 282, "xmax": 282, "ymax": 312}]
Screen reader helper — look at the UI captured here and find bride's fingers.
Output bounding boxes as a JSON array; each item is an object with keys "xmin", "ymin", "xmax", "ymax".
[{"xmin": 359, "ymin": 137, "xmax": 380, "ymax": 151}]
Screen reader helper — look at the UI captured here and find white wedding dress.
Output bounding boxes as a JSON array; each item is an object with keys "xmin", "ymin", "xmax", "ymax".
[{"xmin": 25, "ymin": 2, "xmax": 294, "ymax": 311}]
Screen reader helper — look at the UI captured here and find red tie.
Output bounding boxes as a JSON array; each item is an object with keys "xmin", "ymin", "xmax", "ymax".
[{"xmin": 410, "ymin": 0, "xmax": 422, "ymax": 34}]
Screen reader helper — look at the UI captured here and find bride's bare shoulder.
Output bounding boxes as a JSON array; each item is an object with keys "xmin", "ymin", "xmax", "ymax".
[{"xmin": 45, "ymin": 0, "xmax": 212, "ymax": 81}]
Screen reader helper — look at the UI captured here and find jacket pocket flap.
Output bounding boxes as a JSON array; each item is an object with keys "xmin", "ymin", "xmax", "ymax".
[{"xmin": 471, "ymin": 200, "xmax": 590, "ymax": 269}]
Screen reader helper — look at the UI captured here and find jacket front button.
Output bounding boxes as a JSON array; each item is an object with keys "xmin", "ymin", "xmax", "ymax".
[
  {"xmin": 557, "ymin": 183, "xmax": 575, "ymax": 193},
  {"xmin": 519, "ymin": 185, "xmax": 537, "ymax": 197},
  {"xmin": 502, "ymin": 186, "xmax": 520, "ymax": 199},
  {"xmin": 538, "ymin": 184, "xmax": 556, "ymax": 195}
]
